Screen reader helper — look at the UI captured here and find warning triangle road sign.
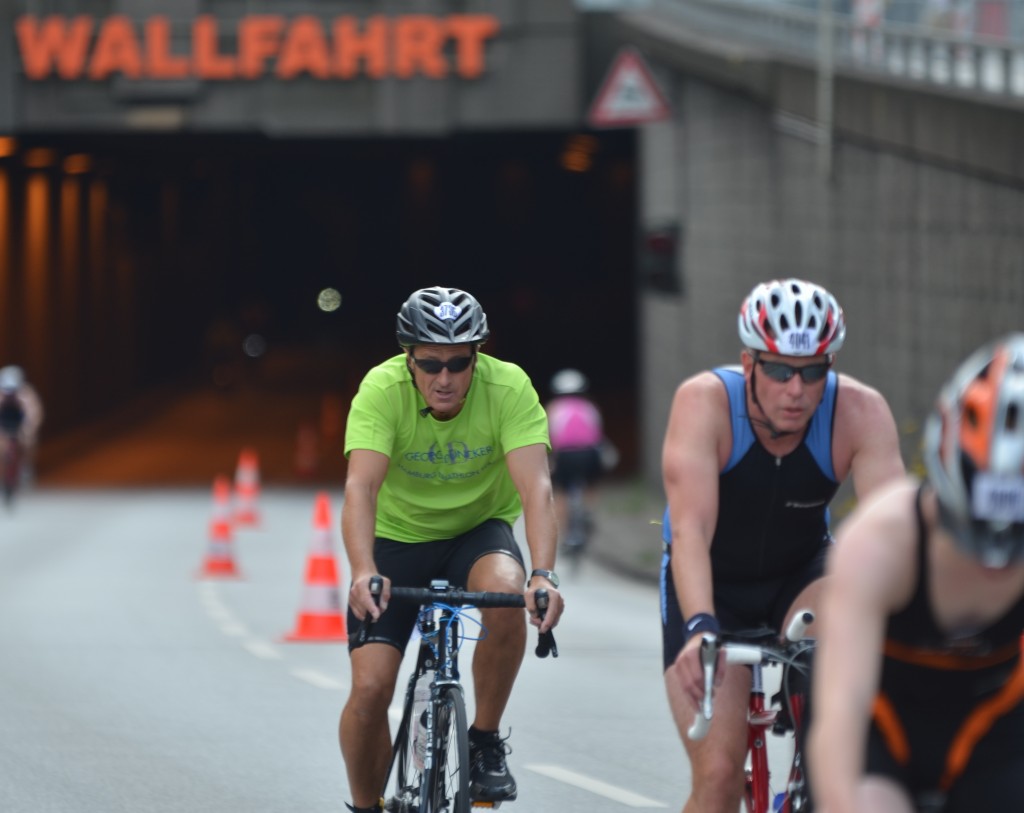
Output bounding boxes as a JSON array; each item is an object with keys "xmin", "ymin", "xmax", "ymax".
[{"xmin": 587, "ymin": 47, "xmax": 671, "ymax": 128}]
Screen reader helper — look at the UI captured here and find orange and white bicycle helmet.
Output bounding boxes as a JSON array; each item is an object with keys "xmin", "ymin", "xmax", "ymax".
[
  {"xmin": 737, "ymin": 279, "xmax": 845, "ymax": 357},
  {"xmin": 924, "ymin": 333, "xmax": 1024, "ymax": 568}
]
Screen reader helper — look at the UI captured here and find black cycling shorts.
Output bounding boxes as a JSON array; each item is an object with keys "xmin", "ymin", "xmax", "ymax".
[
  {"xmin": 659, "ymin": 544, "xmax": 828, "ymax": 671},
  {"xmin": 347, "ymin": 519, "xmax": 525, "ymax": 655},
  {"xmin": 550, "ymin": 447, "xmax": 603, "ymax": 489}
]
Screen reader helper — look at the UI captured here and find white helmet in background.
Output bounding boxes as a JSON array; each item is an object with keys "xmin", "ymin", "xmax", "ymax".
[
  {"xmin": 550, "ymin": 369, "xmax": 589, "ymax": 396},
  {"xmin": 924, "ymin": 333, "xmax": 1024, "ymax": 568},
  {"xmin": 0, "ymin": 366, "xmax": 24, "ymax": 394},
  {"xmin": 738, "ymin": 279, "xmax": 846, "ymax": 357}
]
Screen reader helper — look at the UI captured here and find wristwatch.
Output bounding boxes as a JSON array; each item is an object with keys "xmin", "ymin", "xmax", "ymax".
[{"xmin": 529, "ymin": 569, "xmax": 560, "ymax": 588}]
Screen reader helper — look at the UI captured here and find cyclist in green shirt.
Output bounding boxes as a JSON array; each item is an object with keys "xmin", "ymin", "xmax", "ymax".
[{"xmin": 340, "ymin": 286, "xmax": 565, "ymax": 813}]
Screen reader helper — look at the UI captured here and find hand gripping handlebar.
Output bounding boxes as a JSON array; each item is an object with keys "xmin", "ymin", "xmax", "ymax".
[
  {"xmin": 687, "ymin": 610, "xmax": 814, "ymax": 741},
  {"xmin": 354, "ymin": 575, "xmax": 558, "ymax": 657}
]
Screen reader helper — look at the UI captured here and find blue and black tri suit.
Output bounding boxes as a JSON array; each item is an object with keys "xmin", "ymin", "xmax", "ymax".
[
  {"xmin": 660, "ymin": 365, "xmax": 840, "ymax": 670},
  {"xmin": 859, "ymin": 486, "xmax": 1024, "ymax": 811}
]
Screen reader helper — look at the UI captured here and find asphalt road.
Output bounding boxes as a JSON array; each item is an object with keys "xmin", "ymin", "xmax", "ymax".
[{"xmin": 0, "ymin": 486, "xmax": 701, "ymax": 813}]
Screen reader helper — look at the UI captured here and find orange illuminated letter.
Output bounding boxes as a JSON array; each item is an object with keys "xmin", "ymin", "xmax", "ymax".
[
  {"xmin": 145, "ymin": 17, "xmax": 190, "ymax": 79},
  {"xmin": 277, "ymin": 16, "xmax": 330, "ymax": 79},
  {"xmin": 393, "ymin": 16, "xmax": 446, "ymax": 79},
  {"xmin": 88, "ymin": 15, "xmax": 144, "ymax": 80},
  {"xmin": 448, "ymin": 15, "xmax": 499, "ymax": 79},
  {"xmin": 15, "ymin": 15, "xmax": 93, "ymax": 80},
  {"xmin": 238, "ymin": 15, "xmax": 285, "ymax": 80},
  {"xmin": 332, "ymin": 16, "xmax": 389, "ymax": 79},
  {"xmin": 193, "ymin": 15, "xmax": 235, "ymax": 80}
]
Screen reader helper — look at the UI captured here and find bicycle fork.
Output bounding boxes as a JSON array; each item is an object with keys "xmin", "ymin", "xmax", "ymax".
[{"xmin": 745, "ymin": 664, "xmax": 775, "ymax": 813}]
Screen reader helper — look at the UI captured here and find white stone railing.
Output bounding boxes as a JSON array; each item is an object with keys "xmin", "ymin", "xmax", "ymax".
[{"xmin": 647, "ymin": 0, "xmax": 1024, "ymax": 97}]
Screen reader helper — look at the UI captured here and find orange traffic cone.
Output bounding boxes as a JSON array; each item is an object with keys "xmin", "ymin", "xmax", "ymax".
[
  {"xmin": 234, "ymin": 447, "xmax": 262, "ymax": 526},
  {"xmin": 197, "ymin": 475, "xmax": 242, "ymax": 578},
  {"xmin": 282, "ymin": 492, "xmax": 347, "ymax": 642}
]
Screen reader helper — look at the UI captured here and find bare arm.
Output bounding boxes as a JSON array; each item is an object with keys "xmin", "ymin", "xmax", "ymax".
[
  {"xmin": 506, "ymin": 442, "xmax": 563, "ymax": 631},
  {"xmin": 341, "ymin": 448, "xmax": 390, "ymax": 621},
  {"xmin": 662, "ymin": 373, "xmax": 729, "ymax": 704},
  {"xmin": 808, "ymin": 478, "xmax": 918, "ymax": 813},
  {"xmin": 19, "ymin": 384, "xmax": 44, "ymax": 442},
  {"xmin": 835, "ymin": 375, "xmax": 906, "ymax": 499}
]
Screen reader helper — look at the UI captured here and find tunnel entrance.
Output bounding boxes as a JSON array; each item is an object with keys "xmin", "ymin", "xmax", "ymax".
[{"xmin": 3, "ymin": 130, "xmax": 639, "ymax": 481}]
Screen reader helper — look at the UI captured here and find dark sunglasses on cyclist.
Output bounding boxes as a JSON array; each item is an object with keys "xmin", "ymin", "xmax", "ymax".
[
  {"xmin": 757, "ymin": 358, "xmax": 831, "ymax": 384},
  {"xmin": 410, "ymin": 354, "xmax": 475, "ymax": 375}
]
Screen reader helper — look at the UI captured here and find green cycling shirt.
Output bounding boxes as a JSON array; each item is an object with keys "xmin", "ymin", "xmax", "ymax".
[{"xmin": 344, "ymin": 352, "xmax": 550, "ymax": 542}]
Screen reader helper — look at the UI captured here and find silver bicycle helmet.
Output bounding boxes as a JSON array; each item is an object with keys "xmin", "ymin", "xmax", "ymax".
[
  {"xmin": 550, "ymin": 369, "xmax": 588, "ymax": 396},
  {"xmin": 396, "ymin": 287, "xmax": 490, "ymax": 347},
  {"xmin": 924, "ymin": 333, "xmax": 1024, "ymax": 568},
  {"xmin": 738, "ymin": 279, "xmax": 846, "ymax": 357}
]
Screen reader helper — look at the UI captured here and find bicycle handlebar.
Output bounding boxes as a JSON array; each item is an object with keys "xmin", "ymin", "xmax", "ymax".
[
  {"xmin": 687, "ymin": 609, "xmax": 815, "ymax": 741},
  {"xmin": 354, "ymin": 576, "xmax": 558, "ymax": 658},
  {"xmin": 389, "ymin": 585, "xmax": 527, "ymax": 609}
]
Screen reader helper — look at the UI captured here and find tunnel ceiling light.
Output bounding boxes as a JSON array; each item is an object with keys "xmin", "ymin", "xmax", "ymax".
[
  {"xmin": 0, "ymin": 137, "xmax": 16, "ymax": 158},
  {"xmin": 24, "ymin": 148, "xmax": 57, "ymax": 169},
  {"xmin": 63, "ymin": 154, "xmax": 93, "ymax": 175}
]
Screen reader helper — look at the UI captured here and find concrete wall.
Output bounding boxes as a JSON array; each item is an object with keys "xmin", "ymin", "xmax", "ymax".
[{"xmin": 616, "ymin": 10, "xmax": 1024, "ymax": 490}]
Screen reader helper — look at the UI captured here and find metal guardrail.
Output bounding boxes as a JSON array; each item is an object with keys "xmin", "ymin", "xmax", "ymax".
[{"xmin": 646, "ymin": 0, "xmax": 1024, "ymax": 97}]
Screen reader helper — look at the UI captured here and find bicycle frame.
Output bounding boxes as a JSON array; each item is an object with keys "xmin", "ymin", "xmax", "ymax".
[
  {"xmin": 744, "ymin": 661, "xmax": 807, "ymax": 813},
  {"xmin": 365, "ymin": 579, "xmax": 556, "ymax": 813},
  {"xmin": 688, "ymin": 612, "xmax": 814, "ymax": 813},
  {"xmin": 2, "ymin": 433, "xmax": 22, "ymax": 507}
]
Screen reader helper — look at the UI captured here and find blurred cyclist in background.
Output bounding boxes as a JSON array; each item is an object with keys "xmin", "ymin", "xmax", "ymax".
[
  {"xmin": 808, "ymin": 333, "xmax": 1024, "ymax": 813},
  {"xmin": 0, "ymin": 365, "xmax": 44, "ymax": 483},
  {"xmin": 545, "ymin": 369, "xmax": 612, "ymax": 553}
]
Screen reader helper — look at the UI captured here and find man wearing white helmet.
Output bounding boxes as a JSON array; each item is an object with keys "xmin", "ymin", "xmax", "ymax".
[
  {"xmin": 660, "ymin": 279, "xmax": 905, "ymax": 812},
  {"xmin": 808, "ymin": 333, "xmax": 1024, "ymax": 813},
  {"xmin": 0, "ymin": 365, "xmax": 44, "ymax": 487}
]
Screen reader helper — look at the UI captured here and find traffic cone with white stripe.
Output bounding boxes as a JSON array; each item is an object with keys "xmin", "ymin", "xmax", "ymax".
[
  {"xmin": 282, "ymin": 492, "xmax": 347, "ymax": 642},
  {"xmin": 233, "ymin": 447, "xmax": 261, "ymax": 527},
  {"xmin": 197, "ymin": 475, "xmax": 241, "ymax": 578}
]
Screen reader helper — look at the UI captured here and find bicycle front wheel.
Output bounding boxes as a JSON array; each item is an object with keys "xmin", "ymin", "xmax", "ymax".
[
  {"xmin": 422, "ymin": 685, "xmax": 469, "ymax": 813},
  {"xmin": 381, "ymin": 683, "xmax": 425, "ymax": 813}
]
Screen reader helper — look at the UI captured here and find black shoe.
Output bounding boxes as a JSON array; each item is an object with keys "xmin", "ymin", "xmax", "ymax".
[{"xmin": 469, "ymin": 730, "xmax": 518, "ymax": 802}]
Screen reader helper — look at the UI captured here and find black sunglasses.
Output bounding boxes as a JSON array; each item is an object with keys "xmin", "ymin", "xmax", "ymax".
[
  {"xmin": 410, "ymin": 354, "xmax": 475, "ymax": 375},
  {"xmin": 757, "ymin": 358, "xmax": 831, "ymax": 384}
]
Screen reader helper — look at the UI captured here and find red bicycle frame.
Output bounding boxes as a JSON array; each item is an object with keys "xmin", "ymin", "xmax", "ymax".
[{"xmin": 745, "ymin": 663, "xmax": 807, "ymax": 813}]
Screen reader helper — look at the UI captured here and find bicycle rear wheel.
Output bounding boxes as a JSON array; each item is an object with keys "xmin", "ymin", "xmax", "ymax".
[
  {"xmin": 423, "ymin": 685, "xmax": 469, "ymax": 813},
  {"xmin": 2, "ymin": 441, "xmax": 21, "ymax": 509},
  {"xmin": 382, "ymin": 683, "xmax": 425, "ymax": 813},
  {"xmin": 563, "ymin": 485, "xmax": 591, "ymax": 575}
]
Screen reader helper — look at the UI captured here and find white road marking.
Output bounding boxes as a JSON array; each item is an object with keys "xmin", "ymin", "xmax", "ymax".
[
  {"xmin": 291, "ymin": 668, "xmax": 347, "ymax": 691},
  {"xmin": 524, "ymin": 764, "xmax": 668, "ymax": 808},
  {"xmin": 219, "ymin": 620, "xmax": 249, "ymax": 637},
  {"xmin": 243, "ymin": 639, "xmax": 283, "ymax": 660}
]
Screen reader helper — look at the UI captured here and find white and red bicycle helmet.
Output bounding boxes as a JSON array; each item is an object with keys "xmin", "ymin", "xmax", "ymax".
[
  {"xmin": 924, "ymin": 333, "xmax": 1024, "ymax": 568},
  {"xmin": 738, "ymin": 279, "xmax": 845, "ymax": 357}
]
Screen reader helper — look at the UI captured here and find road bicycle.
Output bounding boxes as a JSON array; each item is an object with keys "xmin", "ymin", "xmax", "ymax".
[
  {"xmin": 688, "ymin": 610, "xmax": 815, "ymax": 813},
  {"xmin": 356, "ymin": 577, "xmax": 557, "ymax": 813},
  {"xmin": 561, "ymin": 480, "xmax": 593, "ymax": 575},
  {"xmin": 2, "ymin": 433, "xmax": 23, "ymax": 509}
]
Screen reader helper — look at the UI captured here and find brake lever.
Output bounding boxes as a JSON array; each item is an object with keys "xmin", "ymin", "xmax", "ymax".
[
  {"xmin": 353, "ymin": 575, "xmax": 383, "ymax": 646},
  {"xmin": 533, "ymin": 588, "xmax": 558, "ymax": 659}
]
